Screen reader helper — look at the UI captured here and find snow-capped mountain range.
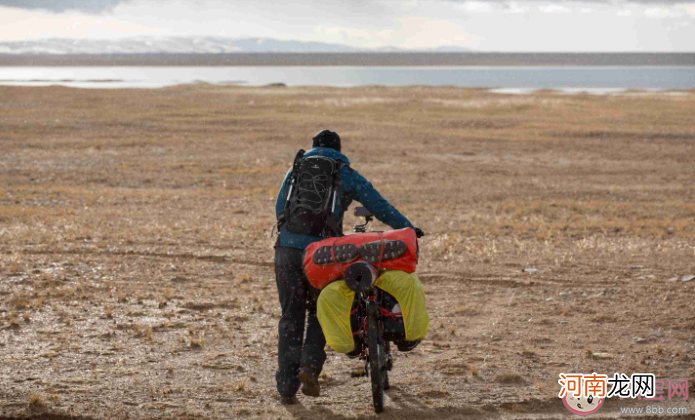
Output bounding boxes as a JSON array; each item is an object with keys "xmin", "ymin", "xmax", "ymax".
[{"xmin": 0, "ymin": 37, "xmax": 472, "ymax": 54}]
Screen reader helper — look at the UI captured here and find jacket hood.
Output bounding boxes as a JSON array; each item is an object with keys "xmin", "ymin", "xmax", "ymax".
[{"xmin": 304, "ymin": 147, "xmax": 350, "ymax": 165}]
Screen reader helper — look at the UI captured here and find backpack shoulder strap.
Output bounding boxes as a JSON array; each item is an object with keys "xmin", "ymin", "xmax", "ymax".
[
  {"xmin": 323, "ymin": 160, "xmax": 346, "ymax": 237},
  {"xmin": 276, "ymin": 149, "xmax": 305, "ymax": 231}
]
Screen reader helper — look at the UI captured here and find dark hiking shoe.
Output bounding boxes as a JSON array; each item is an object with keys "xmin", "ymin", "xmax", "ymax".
[
  {"xmin": 396, "ymin": 339, "xmax": 421, "ymax": 352},
  {"xmin": 359, "ymin": 240, "xmax": 407, "ymax": 263},
  {"xmin": 347, "ymin": 336, "xmax": 363, "ymax": 359},
  {"xmin": 298, "ymin": 366, "xmax": 320, "ymax": 397},
  {"xmin": 279, "ymin": 395, "xmax": 298, "ymax": 405},
  {"xmin": 346, "ymin": 347, "xmax": 361, "ymax": 359}
]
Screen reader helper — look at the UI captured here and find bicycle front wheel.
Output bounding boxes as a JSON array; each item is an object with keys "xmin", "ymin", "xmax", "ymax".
[{"xmin": 367, "ymin": 300, "xmax": 384, "ymax": 413}]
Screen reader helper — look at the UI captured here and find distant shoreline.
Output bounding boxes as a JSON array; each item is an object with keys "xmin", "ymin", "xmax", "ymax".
[{"xmin": 1, "ymin": 52, "xmax": 694, "ymax": 67}]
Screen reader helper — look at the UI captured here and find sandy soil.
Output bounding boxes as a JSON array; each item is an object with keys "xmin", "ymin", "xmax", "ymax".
[{"xmin": 1, "ymin": 84, "xmax": 694, "ymax": 420}]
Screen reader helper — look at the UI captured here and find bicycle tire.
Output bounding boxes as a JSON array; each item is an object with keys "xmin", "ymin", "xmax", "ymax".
[
  {"xmin": 383, "ymin": 341, "xmax": 391, "ymax": 390},
  {"xmin": 367, "ymin": 300, "xmax": 384, "ymax": 413}
]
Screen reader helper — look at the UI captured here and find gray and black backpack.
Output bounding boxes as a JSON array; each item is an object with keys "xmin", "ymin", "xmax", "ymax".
[{"xmin": 277, "ymin": 150, "xmax": 344, "ymax": 238}]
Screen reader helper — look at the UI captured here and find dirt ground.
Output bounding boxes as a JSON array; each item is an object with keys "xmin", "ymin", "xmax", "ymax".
[{"xmin": 1, "ymin": 84, "xmax": 694, "ymax": 420}]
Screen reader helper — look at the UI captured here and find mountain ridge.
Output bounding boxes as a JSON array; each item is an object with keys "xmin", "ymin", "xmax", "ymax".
[{"xmin": 0, "ymin": 36, "xmax": 473, "ymax": 54}]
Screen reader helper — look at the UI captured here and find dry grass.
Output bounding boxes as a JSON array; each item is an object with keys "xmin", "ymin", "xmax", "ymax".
[
  {"xmin": 0, "ymin": 84, "xmax": 693, "ymax": 420},
  {"xmin": 27, "ymin": 392, "xmax": 45, "ymax": 408},
  {"xmin": 495, "ymin": 372, "xmax": 526, "ymax": 385}
]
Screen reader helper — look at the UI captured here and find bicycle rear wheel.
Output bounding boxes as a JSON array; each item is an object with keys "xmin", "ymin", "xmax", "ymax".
[
  {"xmin": 367, "ymin": 300, "xmax": 384, "ymax": 413},
  {"xmin": 383, "ymin": 340, "xmax": 391, "ymax": 390}
]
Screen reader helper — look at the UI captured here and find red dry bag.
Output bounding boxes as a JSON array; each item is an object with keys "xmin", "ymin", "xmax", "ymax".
[{"xmin": 303, "ymin": 227, "xmax": 418, "ymax": 290}]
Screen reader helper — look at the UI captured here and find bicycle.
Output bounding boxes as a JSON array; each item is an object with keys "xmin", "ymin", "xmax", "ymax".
[{"xmin": 346, "ymin": 207, "xmax": 423, "ymax": 414}]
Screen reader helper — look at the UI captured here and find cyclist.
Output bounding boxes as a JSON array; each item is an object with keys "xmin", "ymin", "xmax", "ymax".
[{"xmin": 273, "ymin": 129, "xmax": 420, "ymax": 405}]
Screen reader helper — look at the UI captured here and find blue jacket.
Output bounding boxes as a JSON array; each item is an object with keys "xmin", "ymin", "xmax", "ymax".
[{"xmin": 275, "ymin": 147, "xmax": 414, "ymax": 250}]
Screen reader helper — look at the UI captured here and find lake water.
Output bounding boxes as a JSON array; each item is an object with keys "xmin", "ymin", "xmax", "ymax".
[{"xmin": 0, "ymin": 66, "xmax": 693, "ymax": 91}]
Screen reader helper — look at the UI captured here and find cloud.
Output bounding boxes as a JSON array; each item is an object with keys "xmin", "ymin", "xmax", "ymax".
[
  {"xmin": 644, "ymin": 6, "xmax": 682, "ymax": 16},
  {"xmin": 454, "ymin": 1, "xmax": 494, "ymax": 12},
  {"xmin": 315, "ymin": 25, "xmax": 386, "ymax": 44},
  {"xmin": 539, "ymin": 4, "xmax": 571, "ymax": 13},
  {"xmin": 4, "ymin": 0, "xmax": 695, "ymax": 15},
  {"xmin": 677, "ymin": 3, "xmax": 695, "ymax": 15},
  {"xmin": 504, "ymin": 2, "xmax": 528, "ymax": 14},
  {"xmin": 0, "ymin": 0, "xmax": 127, "ymax": 13},
  {"xmin": 445, "ymin": 0, "xmax": 695, "ymax": 4}
]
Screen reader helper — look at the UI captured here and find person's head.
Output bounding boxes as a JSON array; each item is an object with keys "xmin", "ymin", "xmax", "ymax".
[{"xmin": 312, "ymin": 129, "xmax": 341, "ymax": 152}]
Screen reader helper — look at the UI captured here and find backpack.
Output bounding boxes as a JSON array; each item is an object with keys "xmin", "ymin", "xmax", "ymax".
[{"xmin": 277, "ymin": 149, "xmax": 344, "ymax": 238}]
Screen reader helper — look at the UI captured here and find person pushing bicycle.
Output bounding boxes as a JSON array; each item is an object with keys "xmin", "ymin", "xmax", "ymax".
[{"xmin": 273, "ymin": 129, "xmax": 422, "ymax": 405}]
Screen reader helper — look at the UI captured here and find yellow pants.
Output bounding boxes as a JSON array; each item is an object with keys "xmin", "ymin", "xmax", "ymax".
[{"xmin": 317, "ymin": 270, "xmax": 430, "ymax": 354}]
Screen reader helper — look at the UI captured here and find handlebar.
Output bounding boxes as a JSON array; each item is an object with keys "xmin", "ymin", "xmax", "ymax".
[
  {"xmin": 352, "ymin": 207, "xmax": 424, "ymax": 238},
  {"xmin": 353, "ymin": 207, "xmax": 373, "ymax": 233}
]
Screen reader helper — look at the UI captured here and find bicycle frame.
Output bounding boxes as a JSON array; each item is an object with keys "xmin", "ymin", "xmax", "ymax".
[
  {"xmin": 350, "ymin": 207, "xmax": 395, "ymax": 413},
  {"xmin": 354, "ymin": 288, "xmax": 392, "ymax": 377}
]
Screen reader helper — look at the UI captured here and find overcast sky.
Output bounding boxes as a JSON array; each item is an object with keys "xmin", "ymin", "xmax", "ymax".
[{"xmin": 0, "ymin": 0, "xmax": 693, "ymax": 51}]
